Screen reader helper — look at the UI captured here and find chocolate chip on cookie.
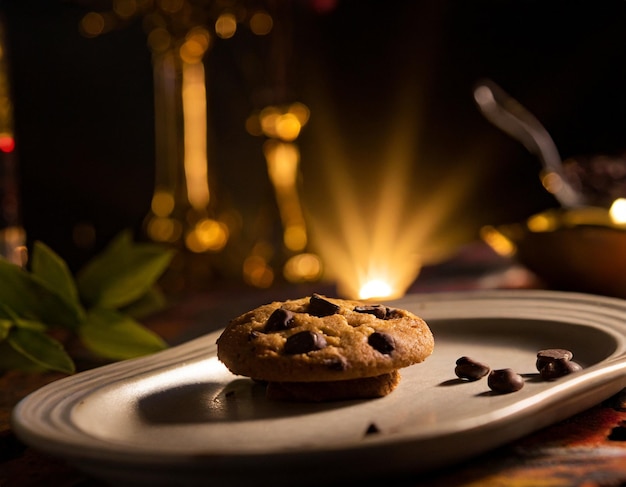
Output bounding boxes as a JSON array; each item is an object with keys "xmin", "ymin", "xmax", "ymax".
[
  {"xmin": 354, "ymin": 304, "xmax": 388, "ymax": 319},
  {"xmin": 265, "ymin": 308, "xmax": 295, "ymax": 332},
  {"xmin": 284, "ymin": 330, "xmax": 328, "ymax": 354},
  {"xmin": 308, "ymin": 293, "xmax": 340, "ymax": 317},
  {"xmin": 368, "ymin": 331, "xmax": 395, "ymax": 355}
]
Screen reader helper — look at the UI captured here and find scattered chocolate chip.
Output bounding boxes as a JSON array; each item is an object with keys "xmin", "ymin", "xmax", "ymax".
[
  {"xmin": 265, "ymin": 308, "xmax": 295, "ymax": 332},
  {"xmin": 225, "ymin": 390, "xmax": 236, "ymax": 398},
  {"xmin": 368, "ymin": 331, "xmax": 395, "ymax": 354},
  {"xmin": 536, "ymin": 349, "xmax": 574, "ymax": 371},
  {"xmin": 284, "ymin": 330, "xmax": 328, "ymax": 354},
  {"xmin": 354, "ymin": 305, "xmax": 388, "ymax": 319},
  {"xmin": 454, "ymin": 356, "xmax": 490, "ymax": 381},
  {"xmin": 365, "ymin": 423, "xmax": 380, "ymax": 435},
  {"xmin": 308, "ymin": 294, "xmax": 340, "ymax": 317},
  {"xmin": 324, "ymin": 356, "xmax": 348, "ymax": 371},
  {"xmin": 539, "ymin": 358, "xmax": 583, "ymax": 380},
  {"xmin": 487, "ymin": 368, "xmax": 524, "ymax": 394}
]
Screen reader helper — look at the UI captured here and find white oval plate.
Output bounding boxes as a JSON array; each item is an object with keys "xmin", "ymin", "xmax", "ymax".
[{"xmin": 12, "ymin": 290, "xmax": 626, "ymax": 486}]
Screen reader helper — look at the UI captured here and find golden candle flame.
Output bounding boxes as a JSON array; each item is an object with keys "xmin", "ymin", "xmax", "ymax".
[
  {"xmin": 359, "ymin": 279, "xmax": 393, "ymax": 300},
  {"xmin": 610, "ymin": 198, "xmax": 626, "ymax": 224}
]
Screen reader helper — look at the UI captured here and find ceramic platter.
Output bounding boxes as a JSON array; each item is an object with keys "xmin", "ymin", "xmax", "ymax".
[{"xmin": 12, "ymin": 290, "xmax": 626, "ymax": 486}]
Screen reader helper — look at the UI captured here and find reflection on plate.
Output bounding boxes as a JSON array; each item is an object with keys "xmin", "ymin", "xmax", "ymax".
[{"xmin": 12, "ymin": 290, "xmax": 626, "ymax": 486}]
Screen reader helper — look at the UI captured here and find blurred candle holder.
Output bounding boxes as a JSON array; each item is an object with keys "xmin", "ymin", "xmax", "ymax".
[
  {"xmin": 80, "ymin": 1, "xmax": 288, "ymax": 292},
  {"xmin": 143, "ymin": 23, "xmax": 233, "ymax": 292},
  {"xmin": 244, "ymin": 102, "xmax": 324, "ymax": 288}
]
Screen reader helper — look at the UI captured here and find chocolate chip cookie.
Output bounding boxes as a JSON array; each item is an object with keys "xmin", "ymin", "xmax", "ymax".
[{"xmin": 216, "ymin": 294, "xmax": 434, "ymax": 400}]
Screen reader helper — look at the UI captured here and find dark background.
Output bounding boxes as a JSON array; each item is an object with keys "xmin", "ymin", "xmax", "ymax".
[{"xmin": 0, "ymin": 0, "xmax": 624, "ymax": 274}]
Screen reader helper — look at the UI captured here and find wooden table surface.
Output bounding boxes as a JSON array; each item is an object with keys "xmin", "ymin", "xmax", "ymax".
[{"xmin": 3, "ymin": 246, "xmax": 626, "ymax": 487}]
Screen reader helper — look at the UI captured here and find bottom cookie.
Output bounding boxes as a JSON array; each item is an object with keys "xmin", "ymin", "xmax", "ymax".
[{"xmin": 266, "ymin": 370, "xmax": 401, "ymax": 402}]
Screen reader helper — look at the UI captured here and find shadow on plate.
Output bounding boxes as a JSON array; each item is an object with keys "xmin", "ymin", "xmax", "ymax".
[{"xmin": 137, "ymin": 378, "xmax": 364, "ymax": 424}]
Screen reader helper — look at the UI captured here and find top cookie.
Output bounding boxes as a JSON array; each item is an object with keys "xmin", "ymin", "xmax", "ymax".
[{"xmin": 216, "ymin": 294, "xmax": 434, "ymax": 382}]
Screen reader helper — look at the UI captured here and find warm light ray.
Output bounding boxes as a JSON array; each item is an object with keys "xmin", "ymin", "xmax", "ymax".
[{"xmin": 304, "ymin": 90, "xmax": 478, "ymax": 300}]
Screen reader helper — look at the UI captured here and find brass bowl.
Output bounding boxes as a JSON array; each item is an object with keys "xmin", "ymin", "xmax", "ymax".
[{"xmin": 482, "ymin": 207, "xmax": 626, "ymax": 299}]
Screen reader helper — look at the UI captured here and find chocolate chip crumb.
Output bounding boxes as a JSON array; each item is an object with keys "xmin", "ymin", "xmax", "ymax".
[
  {"xmin": 284, "ymin": 330, "xmax": 328, "ymax": 354},
  {"xmin": 488, "ymin": 368, "xmax": 524, "ymax": 394},
  {"xmin": 365, "ymin": 423, "xmax": 380, "ymax": 435},
  {"xmin": 455, "ymin": 356, "xmax": 491, "ymax": 381},
  {"xmin": 308, "ymin": 294, "xmax": 341, "ymax": 317},
  {"xmin": 265, "ymin": 308, "xmax": 295, "ymax": 332},
  {"xmin": 368, "ymin": 331, "xmax": 395, "ymax": 354},
  {"xmin": 225, "ymin": 390, "xmax": 236, "ymax": 398}
]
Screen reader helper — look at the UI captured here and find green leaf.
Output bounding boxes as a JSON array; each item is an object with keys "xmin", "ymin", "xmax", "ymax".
[
  {"xmin": 0, "ymin": 304, "xmax": 47, "ymax": 332},
  {"xmin": 31, "ymin": 241, "xmax": 81, "ymax": 309},
  {"xmin": 79, "ymin": 308, "xmax": 167, "ymax": 361},
  {"xmin": 76, "ymin": 232, "xmax": 174, "ymax": 309},
  {"xmin": 0, "ymin": 259, "xmax": 83, "ymax": 328},
  {"xmin": 7, "ymin": 327, "xmax": 75, "ymax": 374},
  {"xmin": 121, "ymin": 286, "xmax": 168, "ymax": 319},
  {"xmin": 0, "ymin": 341, "xmax": 48, "ymax": 372}
]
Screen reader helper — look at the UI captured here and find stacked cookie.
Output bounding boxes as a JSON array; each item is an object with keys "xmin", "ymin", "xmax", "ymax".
[{"xmin": 216, "ymin": 294, "xmax": 434, "ymax": 401}]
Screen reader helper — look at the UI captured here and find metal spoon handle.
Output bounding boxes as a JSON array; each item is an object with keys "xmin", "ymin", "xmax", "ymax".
[{"xmin": 473, "ymin": 79, "xmax": 583, "ymax": 208}]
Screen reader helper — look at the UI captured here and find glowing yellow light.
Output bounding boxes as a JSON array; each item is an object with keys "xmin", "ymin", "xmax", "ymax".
[
  {"xmin": 245, "ymin": 113, "xmax": 263, "ymax": 136},
  {"xmin": 185, "ymin": 218, "xmax": 228, "ymax": 252},
  {"xmin": 480, "ymin": 225, "xmax": 516, "ymax": 257},
  {"xmin": 80, "ymin": 12, "xmax": 106, "ymax": 37},
  {"xmin": 359, "ymin": 279, "xmax": 393, "ymax": 300},
  {"xmin": 249, "ymin": 11, "xmax": 273, "ymax": 35},
  {"xmin": 180, "ymin": 28, "xmax": 210, "ymax": 63},
  {"xmin": 283, "ymin": 253, "xmax": 322, "ymax": 282},
  {"xmin": 289, "ymin": 102, "xmax": 310, "ymax": 125},
  {"xmin": 180, "ymin": 39, "xmax": 204, "ymax": 63},
  {"xmin": 187, "ymin": 28, "xmax": 211, "ymax": 51},
  {"xmin": 610, "ymin": 198, "xmax": 626, "ymax": 224},
  {"xmin": 541, "ymin": 171, "xmax": 564, "ymax": 195},
  {"xmin": 275, "ymin": 113, "xmax": 301, "ymax": 141},
  {"xmin": 243, "ymin": 255, "xmax": 274, "ymax": 288},
  {"xmin": 251, "ymin": 241, "xmax": 274, "ymax": 261},
  {"xmin": 151, "ymin": 190, "xmax": 175, "ymax": 217},
  {"xmin": 215, "ymin": 13, "xmax": 237, "ymax": 39},
  {"xmin": 113, "ymin": 0, "xmax": 137, "ymax": 19},
  {"xmin": 527, "ymin": 213, "xmax": 558, "ymax": 232},
  {"xmin": 260, "ymin": 107, "xmax": 280, "ymax": 138},
  {"xmin": 147, "ymin": 27, "xmax": 171, "ymax": 53},
  {"xmin": 182, "ymin": 61, "xmax": 210, "ymax": 210},
  {"xmin": 284, "ymin": 224, "xmax": 307, "ymax": 251},
  {"xmin": 147, "ymin": 216, "xmax": 182, "ymax": 243},
  {"xmin": 265, "ymin": 141, "xmax": 298, "ymax": 187}
]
